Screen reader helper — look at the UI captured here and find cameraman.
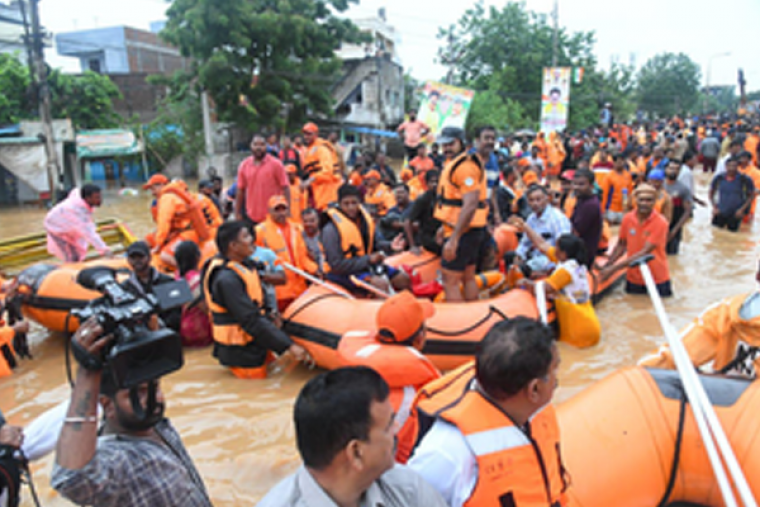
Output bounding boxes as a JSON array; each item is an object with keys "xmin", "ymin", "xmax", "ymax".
[
  {"xmin": 51, "ymin": 318, "xmax": 212, "ymax": 506},
  {"xmin": 0, "ymin": 412, "xmax": 23, "ymax": 507},
  {"xmin": 204, "ymin": 221, "xmax": 312, "ymax": 379}
]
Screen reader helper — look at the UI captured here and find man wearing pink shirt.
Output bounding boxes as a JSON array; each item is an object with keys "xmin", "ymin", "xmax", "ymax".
[
  {"xmin": 44, "ymin": 184, "xmax": 111, "ymax": 262},
  {"xmin": 397, "ymin": 111, "xmax": 430, "ymax": 160},
  {"xmin": 235, "ymin": 134, "xmax": 291, "ymax": 225}
]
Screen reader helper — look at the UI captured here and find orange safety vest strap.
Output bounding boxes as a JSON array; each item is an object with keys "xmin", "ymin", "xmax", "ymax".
[
  {"xmin": 203, "ymin": 257, "xmax": 263, "ymax": 347},
  {"xmin": 326, "ymin": 207, "xmax": 375, "ymax": 258}
]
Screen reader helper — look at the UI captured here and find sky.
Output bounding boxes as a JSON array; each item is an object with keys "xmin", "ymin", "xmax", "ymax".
[{"xmin": 41, "ymin": 0, "xmax": 759, "ymax": 92}]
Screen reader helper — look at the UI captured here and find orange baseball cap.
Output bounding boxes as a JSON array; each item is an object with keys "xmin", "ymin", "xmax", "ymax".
[
  {"xmin": 302, "ymin": 122, "xmax": 319, "ymax": 134},
  {"xmin": 522, "ymin": 171, "xmax": 539, "ymax": 186},
  {"xmin": 268, "ymin": 195, "xmax": 289, "ymax": 209},
  {"xmin": 286, "ymin": 164, "xmax": 298, "ymax": 174},
  {"xmin": 142, "ymin": 174, "xmax": 168, "ymax": 189},
  {"xmin": 349, "ymin": 171, "xmax": 363, "ymax": 186},
  {"xmin": 363, "ymin": 169, "xmax": 381, "ymax": 181},
  {"xmin": 376, "ymin": 291, "xmax": 435, "ymax": 344}
]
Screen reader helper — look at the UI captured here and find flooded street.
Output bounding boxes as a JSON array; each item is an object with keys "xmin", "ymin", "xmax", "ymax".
[{"xmin": 1, "ymin": 172, "xmax": 759, "ymax": 506}]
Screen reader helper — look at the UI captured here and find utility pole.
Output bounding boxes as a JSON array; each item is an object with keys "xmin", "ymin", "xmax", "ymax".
[
  {"xmin": 28, "ymin": 0, "xmax": 62, "ymax": 203},
  {"xmin": 551, "ymin": 0, "xmax": 558, "ymax": 67}
]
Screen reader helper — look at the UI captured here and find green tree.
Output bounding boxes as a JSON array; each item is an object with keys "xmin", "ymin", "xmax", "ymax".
[
  {"xmin": 636, "ymin": 52, "xmax": 701, "ymax": 119},
  {"xmin": 48, "ymin": 69, "xmax": 123, "ymax": 129},
  {"xmin": 567, "ymin": 63, "xmax": 636, "ymax": 130},
  {"xmin": 0, "ymin": 54, "xmax": 122, "ymax": 128},
  {"xmin": 142, "ymin": 72, "xmax": 206, "ymax": 173},
  {"xmin": 403, "ymin": 72, "xmax": 421, "ymax": 113},
  {"xmin": 438, "ymin": 1, "xmax": 598, "ymax": 126},
  {"xmin": 0, "ymin": 54, "xmax": 33, "ymax": 124},
  {"xmin": 161, "ymin": 0, "xmax": 369, "ymax": 132},
  {"xmin": 465, "ymin": 89, "xmax": 526, "ymax": 136}
]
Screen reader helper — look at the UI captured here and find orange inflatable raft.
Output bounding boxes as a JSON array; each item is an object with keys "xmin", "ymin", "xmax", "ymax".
[
  {"xmin": 559, "ymin": 367, "xmax": 760, "ymax": 507},
  {"xmin": 16, "ymin": 258, "xmax": 130, "ymax": 333},
  {"xmin": 282, "ymin": 283, "xmax": 540, "ymax": 371},
  {"xmin": 386, "ymin": 237, "xmax": 627, "ymax": 303}
]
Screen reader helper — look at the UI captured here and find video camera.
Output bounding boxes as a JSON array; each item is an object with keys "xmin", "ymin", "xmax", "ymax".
[{"xmin": 71, "ymin": 267, "xmax": 192, "ymax": 390}]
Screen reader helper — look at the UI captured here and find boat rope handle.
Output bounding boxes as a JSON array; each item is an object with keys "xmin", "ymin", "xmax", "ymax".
[{"xmin": 427, "ymin": 305, "xmax": 509, "ymax": 337}]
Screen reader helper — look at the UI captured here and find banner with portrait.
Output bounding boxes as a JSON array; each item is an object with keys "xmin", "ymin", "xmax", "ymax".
[
  {"xmin": 539, "ymin": 67, "xmax": 571, "ymax": 133},
  {"xmin": 416, "ymin": 81, "xmax": 475, "ymax": 141}
]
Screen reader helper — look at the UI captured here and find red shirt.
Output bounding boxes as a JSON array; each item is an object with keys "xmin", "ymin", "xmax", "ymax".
[
  {"xmin": 620, "ymin": 210, "xmax": 670, "ymax": 286},
  {"xmin": 237, "ymin": 154, "xmax": 289, "ymax": 223}
]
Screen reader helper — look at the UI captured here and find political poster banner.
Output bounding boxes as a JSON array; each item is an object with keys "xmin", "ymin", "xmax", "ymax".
[
  {"xmin": 417, "ymin": 81, "xmax": 475, "ymax": 140},
  {"xmin": 540, "ymin": 67, "xmax": 571, "ymax": 133}
]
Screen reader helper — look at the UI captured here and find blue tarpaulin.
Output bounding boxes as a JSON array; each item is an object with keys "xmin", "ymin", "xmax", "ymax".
[{"xmin": 343, "ymin": 126, "xmax": 397, "ymax": 138}]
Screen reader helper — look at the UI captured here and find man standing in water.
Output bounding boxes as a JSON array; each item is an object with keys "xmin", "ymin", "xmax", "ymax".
[
  {"xmin": 600, "ymin": 184, "xmax": 672, "ymax": 297},
  {"xmin": 204, "ymin": 221, "xmax": 311, "ymax": 379},
  {"xmin": 44, "ymin": 184, "xmax": 111, "ymax": 262}
]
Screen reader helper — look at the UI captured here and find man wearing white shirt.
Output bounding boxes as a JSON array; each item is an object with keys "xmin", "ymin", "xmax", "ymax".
[
  {"xmin": 514, "ymin": 185, "xmax": 572, "ymax": 273},
  {"xmin": 257, "ymin": 367, "xmax": 446, "ymax": 507},
  {"xmin": 408, "ymin": 318, "xmax": 568, "ymax": 507},
  {"xmin": 678, "ymin": 152, "xmax": 706, "ymax": 207}
]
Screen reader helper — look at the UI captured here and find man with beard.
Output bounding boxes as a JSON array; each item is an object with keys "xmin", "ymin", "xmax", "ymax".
[
  {"xmin": 663, "ymin": 160, "xmax": 693, "ymax": 255},
  {"xmin": 51, "ymin": 317, "xmax": 213, "ymax": 507}
]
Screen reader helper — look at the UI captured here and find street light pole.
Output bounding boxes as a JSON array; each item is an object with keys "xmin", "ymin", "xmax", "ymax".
[{"xmin": 704, "ymin": 52, "xmax": 731, "ymax": 114}]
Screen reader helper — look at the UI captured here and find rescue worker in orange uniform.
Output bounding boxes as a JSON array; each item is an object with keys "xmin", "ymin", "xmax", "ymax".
[
  {"xmin": 144, "ymin": 174, "xmax": 211, "ymax": 269},
  {"xmin": 363, "ymin": 170, "xmax": 396, "ymax": 217},
  {"xmin": 337, "ymin": 290, "xmax": 439, "ymax": 464},
  {"xmin": 301, "ymin": 122, "xmax": 343, "ymax": 211},
  {"xmin": 203, "ymin": 221, "xmax": 312, "ymax": 379},
  {"xmin": 255, "ymin": 196, "xmax": 319, "ymax": 312},
  {"xmin": 408, "ymin": 317, "xmax": 568, "ymax": 507},
  {"xmin": 287, "ymin": 164, "xmax": 307, "ymax": 223},
  {"xmin": 640, "ymin": 261, "xmax": 760, "ymax": 379},
  {"xmin": 434, "ymin": 127, "xmax": 489, "ymax": 302},
  {"xmin": 197, "ymin": 182, "xmax": 224, "ymax": 231}
]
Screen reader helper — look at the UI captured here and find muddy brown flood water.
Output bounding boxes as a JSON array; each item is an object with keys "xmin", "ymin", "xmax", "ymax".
[{"xmin": 1, "ymin": 173, "xmax": 758, "ymax": 505}]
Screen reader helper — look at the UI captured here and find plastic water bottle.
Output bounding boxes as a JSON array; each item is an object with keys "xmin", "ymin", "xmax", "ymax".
[{"xmin": 622, "ymin": 188, "xmax": 629, "ymax": 210}]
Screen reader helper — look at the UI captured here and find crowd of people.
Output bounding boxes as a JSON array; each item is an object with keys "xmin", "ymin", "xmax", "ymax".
[{"xmin": 2, "ymin": 111, "xmax": 760, "ymax": 506}]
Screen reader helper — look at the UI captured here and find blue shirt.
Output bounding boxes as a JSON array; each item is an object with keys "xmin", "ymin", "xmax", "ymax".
[
  {"xmin": 471, "ymin": 148, "xmax": 500, "ymax": 193},
  {"xmin": 710, "ymin": 173, "xmax": 755, "ymax": 215},
  {"xmin": 250, "ymin": 246, "xmax": 283, "ymax": 273}
]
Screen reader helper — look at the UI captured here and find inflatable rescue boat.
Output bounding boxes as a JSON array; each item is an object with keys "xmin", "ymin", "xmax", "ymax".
[
  {"xmin": 282, "ymin": 283, "xmax": 540, "ymax": 371},
  {"xmin": 387, "ymin": 237, "xmax": 628, "ymax": 303},
  {"xmin": 16, "ymin": 258, "xmax": 130, "ymax": 333},
  {"xmin": 559, "ymin": 367, "xmax": 760, "ymax": 506}
]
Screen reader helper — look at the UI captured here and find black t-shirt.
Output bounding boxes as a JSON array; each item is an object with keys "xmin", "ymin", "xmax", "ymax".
[{"xmin": 407, "ymin": 190, "xmax": 442, "ymax": 253}]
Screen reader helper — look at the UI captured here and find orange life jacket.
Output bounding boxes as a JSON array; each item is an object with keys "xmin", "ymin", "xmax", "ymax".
[
  {"xmin": 255, "ymin": 219, "xmax": 316, "ymax": 301},
  {"xmin": 158, "ymin": 181, "xmax": 212, "ymax": 243},
  {"xmin": 337, "ymin": 330, "xmax": 440, "ymax": 463},
  {"xmin": 415, "ymin": 363, "xmax": 569, "ymax": 507},
  {"xmin": 198, "ymin": 193, "xmax": 223, "ymax": 230},
  {"xmin": 434, "ymin": 152, "xmax": 488, "ymax": 233},
  {"xmin": 364, "ymin": 183, "xmax": 396, "ymax": 216},
  {"xmin": 304, "ymin": 139, "xmax": 343, "ymax": 210},
  {"xmin": 203, "ymin": 257, "xmax": 263, "ymax": 347},
  {"xmin": 0, "ymin": 324, "xmax": 15, "ymax": 378},
  {"xmin": 325, "ymin": 207, "xmax": 375, "ymax": 258}
]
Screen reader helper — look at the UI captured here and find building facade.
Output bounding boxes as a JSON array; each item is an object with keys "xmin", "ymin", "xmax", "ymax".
[{"xmin": 56, "ymin": 25, "xmax": 188, "ymax": 75}]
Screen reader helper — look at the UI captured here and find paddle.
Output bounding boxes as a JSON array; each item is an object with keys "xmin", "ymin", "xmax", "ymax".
[
  {"xmin": 280, "ymin": 262, "xmax": 355, "ymax": 300},
  {"xmin": 535, "ymin": 281, "xmax": 548, "ymax": 324},
  {"xmin": 633, "ymin": 254, "xmax": 756, "ymax": 507},
  {"xmin": 349, "ymin": 275, "xmax": 391, "ymax": 299}
]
